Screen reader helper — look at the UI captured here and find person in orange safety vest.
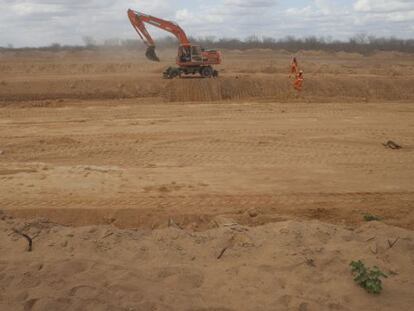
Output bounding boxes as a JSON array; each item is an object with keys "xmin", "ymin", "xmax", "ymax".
[
  {"xmin": 294, "ymin": 70, "xmax": 304, "ymax": 92},
  {"xmin": 290, "ymin": 57, "xmax": 298, "ymax": 78}
]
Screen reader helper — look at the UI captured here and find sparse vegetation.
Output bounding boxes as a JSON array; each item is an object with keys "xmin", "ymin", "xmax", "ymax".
[
  {"xmin": 350, "ymin": 260, "xmax": 387, "ymax": 294},
  {"xmin": 364, "ymin": 214, "xmax": 382, "ymax": 222}
]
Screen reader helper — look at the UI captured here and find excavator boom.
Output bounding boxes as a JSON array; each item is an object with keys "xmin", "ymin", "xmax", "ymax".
[{"xmin": 127, "ymin": 9, "xmax": 190, "ymax": 61}]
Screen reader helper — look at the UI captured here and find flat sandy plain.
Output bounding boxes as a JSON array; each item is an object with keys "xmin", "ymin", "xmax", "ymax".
[{"xmin": 0, "ymin": 48, "xmax": 413, "ymax": 310}]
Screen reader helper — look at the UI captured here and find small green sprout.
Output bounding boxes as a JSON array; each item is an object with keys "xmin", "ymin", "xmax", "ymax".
[{"xmin": 350, "ymin": 260, "xmax": 387, "ymax": 294}]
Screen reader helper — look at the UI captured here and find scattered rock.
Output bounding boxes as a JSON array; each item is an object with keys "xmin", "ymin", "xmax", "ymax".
[
  {"xmin": 383, "ymin": 140, "xmax": 402, "ymax": 149},
  {"xmin": 247, "ymin": 208, "xmax": 259, "ymax": 218},
  {"xmin": 0, "ymin": 150, "xmax": 4, "ymax": 155}
]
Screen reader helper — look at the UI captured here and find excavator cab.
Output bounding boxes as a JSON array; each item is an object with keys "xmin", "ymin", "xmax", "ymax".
[
  {"xmin": 191, "ymin": 46, "xmax": 203, "ymax": 62},
  {"xmin": 178, "ymin": 45, "xmax": 202, "ymax": 65},
  {"xmin": 178, "ymin": 46, "xmax": 191, "ymax": 62}
]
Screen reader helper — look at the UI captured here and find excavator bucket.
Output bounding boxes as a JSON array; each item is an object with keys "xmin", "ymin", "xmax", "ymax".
[{"xmin": 145, "ymin": 46, "xmax": 160, "ymax": 62}]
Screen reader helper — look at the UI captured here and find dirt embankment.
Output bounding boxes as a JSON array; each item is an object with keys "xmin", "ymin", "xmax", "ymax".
[
  {"xmin": 1, "ymin": 75, "xmax": 413, "ymax": 103},
  {"xmin": 1, "ymin": 212, "xmax": 413, "ymax": 311},
  {"xmin": 1, "ymin": 49, "xmax": 413, "ymax": 103},
  {"xmin": 164, "ymin": 75, "xmax": 414, "ymax": 102}
]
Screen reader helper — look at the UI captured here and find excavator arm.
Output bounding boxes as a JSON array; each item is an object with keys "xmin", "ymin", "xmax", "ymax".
[{"xmin": 127, "ymin": 9, "xmax": 190, "ymax": 62}]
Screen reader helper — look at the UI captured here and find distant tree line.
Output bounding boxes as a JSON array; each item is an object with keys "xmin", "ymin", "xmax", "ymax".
[
  {"xmin": 2, "ymin": 34, "xmax": 414, "ymax": 54},
  {"xmin": 190, "ymin": 34, "xmax": 414, "ymax": 54}
]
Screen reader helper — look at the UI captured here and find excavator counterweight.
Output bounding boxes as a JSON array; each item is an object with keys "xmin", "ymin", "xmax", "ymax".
[{"xmin": 127, "ymin": 9, "xmax": 221, "ymax": 78}]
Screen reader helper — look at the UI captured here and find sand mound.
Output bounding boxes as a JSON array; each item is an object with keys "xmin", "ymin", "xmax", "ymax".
[{"xmin": 1, "ymin": 213, "xmax": 413, "ymax": 310}]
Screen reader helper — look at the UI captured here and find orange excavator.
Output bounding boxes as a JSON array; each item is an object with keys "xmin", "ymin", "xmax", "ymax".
[{"xmin": 127, "ymin": 9, "xmax": 222, "ymax": 79}]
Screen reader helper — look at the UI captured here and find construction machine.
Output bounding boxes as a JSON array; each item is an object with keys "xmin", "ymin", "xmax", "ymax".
[{"xmin": 127, "ymin": 9, "xmax": 221, "ymax": 79}]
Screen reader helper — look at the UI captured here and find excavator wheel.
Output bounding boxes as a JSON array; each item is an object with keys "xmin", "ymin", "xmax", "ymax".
[
  {"xmin": 163, "ymin": 67, "xmax": 172, "ymax": 79},
  {"xmin": 163, "ymin": 67, "xmax": 180, "ymax": 79},
  {"xmin": 170, "ymin": 70, "xmax": 179, "ymax": 79},
  {"xmin": 201, "ymin": 66, "xmax": 213, "ymax": 78}
]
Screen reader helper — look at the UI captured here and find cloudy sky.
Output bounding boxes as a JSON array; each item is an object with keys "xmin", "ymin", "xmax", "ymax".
[{"xmin": 1, "ymin": 0, "xmax": 414, "ymax": 47}]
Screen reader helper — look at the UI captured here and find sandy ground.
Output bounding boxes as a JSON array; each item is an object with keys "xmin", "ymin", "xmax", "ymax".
[
  {"xmin": 0, "ymin": 48, "xmax": 413, "ymax": 310},
  {"xmin": 1, "ymin": 214, "xmax": 414, "ymax": 311}
]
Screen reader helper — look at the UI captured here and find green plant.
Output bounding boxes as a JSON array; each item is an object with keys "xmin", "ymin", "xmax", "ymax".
[
  {"xmin": 363, "ymin": 214, "xmax": 381, "ymax": 222},
  {"xmin": 350, "ymin": 260, "xmax": 387, "ymax": 294}
]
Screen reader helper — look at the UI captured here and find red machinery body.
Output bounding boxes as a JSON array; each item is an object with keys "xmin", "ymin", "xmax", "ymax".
[{"xmin": 127, "ymin": 9, "xmax": 221, "ymax": 78}]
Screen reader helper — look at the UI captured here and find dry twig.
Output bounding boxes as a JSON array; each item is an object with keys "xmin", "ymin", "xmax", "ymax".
[
  {"xmin": 387, "ymin": 237, "xmax": 400, "ymax": 249},
  {"xmin": 217, "ymin": 247, "xmax": 228, "ymax": 259},
  {"xmin": 12, "ymin": 229, "xmax": 33, "ymax": 252}
]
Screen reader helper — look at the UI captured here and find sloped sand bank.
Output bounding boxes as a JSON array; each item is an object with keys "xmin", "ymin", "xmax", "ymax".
[{"xmin": 1, "ymin": 213, "xmax": 413, "ymax": 311}]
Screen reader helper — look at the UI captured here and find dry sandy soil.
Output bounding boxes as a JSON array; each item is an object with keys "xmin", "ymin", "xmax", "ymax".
[{"xmin": 0, "ymin": 48, "xmax": 413, "ymax": 310}]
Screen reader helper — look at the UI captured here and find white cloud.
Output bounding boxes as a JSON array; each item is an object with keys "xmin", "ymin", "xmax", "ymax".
[
  {"xmin": 0, "ymin": 0, "xmax": 413, "ymax": 47},
  {"xmin": 223, "ymin": 0, "xmax": 277, "ymax": 8},
  {"xmin": 314, "ymin": 0, "xmax": 333, "ymax": 15},
  {"xmin": 10, "ymin": 2, "xmax": 63, "ymax": 16},
  {"xmin": 353, "ymin": 0, "xmax": 414, "ymax": 25},
  {"xmin": 175, "ymin": 8, "xmax": 193, "ymax": 21},
  {"xmin": 354, "ymin": 0, "xmax": 414, "ymax": 13},
  {"xmin": 0, "ymin": 0, "xmax": 173, "ymax": 46},
  {"xmin": 285, "ymin": 5, "xmax": 318, "ymax": 17}
]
